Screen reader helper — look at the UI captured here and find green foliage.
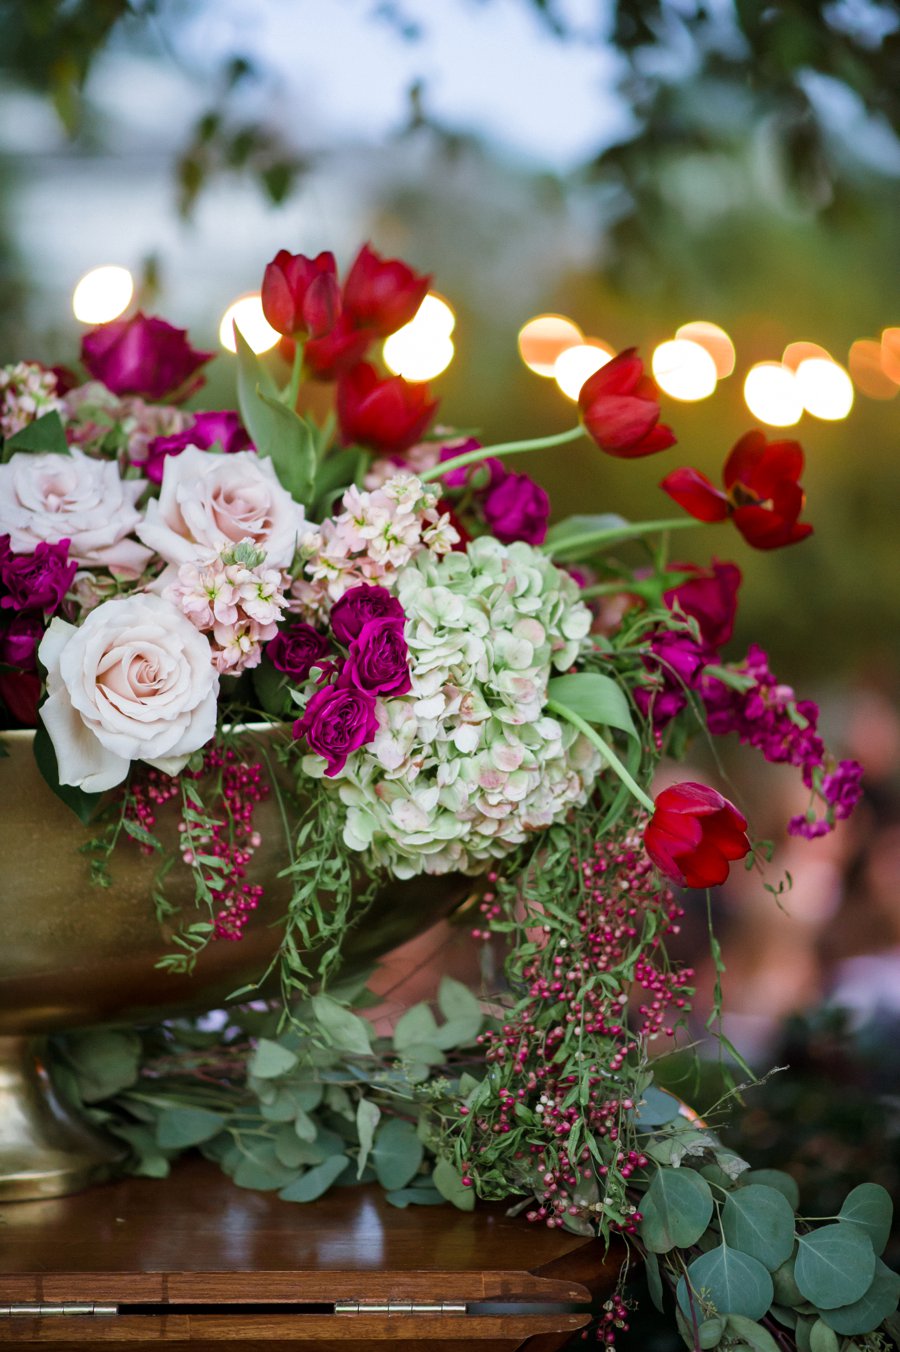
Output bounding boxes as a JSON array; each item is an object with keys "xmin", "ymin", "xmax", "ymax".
[
  {"xmin": 32, "ymin": 723, "xmax": 104, "ymax": 824},
  {"xmin": 2, "ymin": 410, "xmax": 68, "ymax": 458},
  {"xmin": 837, "ymin": 1184, "xmax": 893, "ymax": 1257},
  {"xmin": 233, "ymin": 327, "xmax": 316, "ymax": 506},
  {"xmin": 546, "ymin": 671, "xmax": 638, "ymax": 740},
  {"xmin": 678, "ymin": 1245, "xmax": 775, "ymax": 1321},
  {"xmin": 795, "ymin": 1225, "xmax": 876, "ymax": 1310},
  {"xmin": 639, "ymin": 1167, "xmax": 714, "ymax": 1253},
  {"xmin": 720, "ymin": 1185, "xmax": 796, "ymax": 1272}
]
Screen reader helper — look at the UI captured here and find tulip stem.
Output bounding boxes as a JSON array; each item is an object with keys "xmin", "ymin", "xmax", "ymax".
[
  {"xmin": 543, "ymin": 517, "xmax": 695, "ymax": 560},
  {"xmin": 286, "ymin": 340, "xmax": 305, "ymax": 408},
  {"xmin": 418, "ymin": 425, "xmax": 585, "ymax": 484},
  {"xmin": 546, "ymin": 699, "xmax": 656, "ymax": 814}
]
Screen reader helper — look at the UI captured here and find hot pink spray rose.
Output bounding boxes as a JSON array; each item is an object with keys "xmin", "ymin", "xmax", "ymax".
[{"xmin": 293, "ymin": 682, "xmax": 379, "ymax": 777}]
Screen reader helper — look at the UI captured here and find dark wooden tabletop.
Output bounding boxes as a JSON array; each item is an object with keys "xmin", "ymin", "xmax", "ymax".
[{"xmin": 0, "ymin": 1158, "xmax": 624, "ymax": 1350}]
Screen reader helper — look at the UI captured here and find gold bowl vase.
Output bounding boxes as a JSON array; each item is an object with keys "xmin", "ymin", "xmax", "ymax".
[{"xmin": 0, "ymin": 727, "xmax": 471, "ymax": 1201}]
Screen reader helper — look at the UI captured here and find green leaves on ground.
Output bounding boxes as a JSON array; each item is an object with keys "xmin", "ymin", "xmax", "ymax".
[
  {"xmin": 278, "ymin": 1154, "xmax": 350, "ymax": 1202},
  {"xmin": 720, "ymin": 1185, "xmax": 796, "ymax": 1271},
  {"xmin": 678, "ymin": 1245, "xmax": 774, "ymax": 1320},
  {"xmin": 640, "ymin": 1167, "xmax": 714, "ymax": 1252},
  {"xmin": 794, "ymin": 1224, "xmax": 876, "ymax": 1309}
]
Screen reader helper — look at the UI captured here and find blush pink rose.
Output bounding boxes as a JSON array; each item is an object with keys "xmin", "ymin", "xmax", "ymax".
[
  {"xmin": 0, "ymin": 449, "xmax": 151, "ymax": 577},
  {"xmin": 137, "ymin": 446, "xmax": 313, "ymax": 571},
  {"xmin": 38, "ymin": 592, "xmax": 220, "ymax": 792}
]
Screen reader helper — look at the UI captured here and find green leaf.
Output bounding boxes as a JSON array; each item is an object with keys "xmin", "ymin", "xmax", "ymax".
[
  {"xmin": 837, "ymin": 1183, "xmax": 893, "ymax": 1257},
  {"xmin": 544, "ymin": 513, "xmax": 629, "ymax": 560},
  {"xmin": 742, "ymin": 1170, "xmax": 800, "ymax": 1211},
  {"xmin": 312, "ymin": 447, "xmax": 360, "ymax": 516},
  {"xmin": 645, "ymin": 1251, "xmax": 665, "ymax": 1313},
  {"xmin": 819, "ymin": 1260, "xmax": 900, "ymax": 1337},
  {"xmin": 796, "ymin": 1316, "xmax": 814, "ymax": 1352},
  {"xmin": 278, "ymin": 1154, "xmax": 350, "ymax": 1202},
  {"xmin": 547, "ymin": 672, "xmax": 637, "ymax": 739},
  {"xmin": 4, "ymin": 410, "xmax": 69, "ymax": 456},
  {"xmin": 392, "ymin": 1003, "xmax": 439, "ymax": 1052},
  {"xmin": 433, "ymin": 1158, "xmax": 474, "ymax": 1211},
  {"xmin": 385, "ymin": 1186, "xmax": 445, "ymax": 1208},
  {"xmin": 634, "ymin": 1085, "xmax": 684, "ymax": 1127},
  {"xmin": 795, "ymin": 1225, "xmax": 876, "ymax": 1310},
  {"xmin": 640, "ymin": 1167, "xmax": 714, "ymax": 1253},
  {"xmin": 248, "ymin": 1037, "xmax": 298, "ymax": 1079},
  {"xmin": 355, "ymin": 1098, "xmax": 381, "ymax": 1179},
  {"xmin": 437, "ymin": 976, "xmax": 481, "ymax": 1022},
  {"xmin": 809, "ymin": 1319, "xmax": 840, "ymax": 1352},
  {"xmin": 432, "ymin": 1017, "xmax": 482, "ymax": 1050},
  {"xmin": 678, "ymin": 1246, "xmax": 774, "ymax": 1320},
  {"xmin": 232, "ymin": 1150, "xmax": 298, "ymax": 1191},
  {"xmin": 726, "ymin": 1315, "xmax": 781, "ymax": 1352},
  {"xmin": 699, "ymin": 1316, "xmax": 726, "ymax": 1348},
  {"xmin": 721, "ymin": 1185, "xmax": 796, "ymax": 1271},
  {"xmin": 311, "ymin": 995, "xmax": 372, "ymax": 1057},
  {"xmin": 62, "ymin": 1029, "xmax": 141, "ymax": 1102},
  {"xmin": 33, "ymin": 723, "xmax": 104, "ymax": 825},
  {"xmin": 372, "ymin": 1118, "xmax": 424, "ymax": 1192},
  {"xmin": 772, "ymin": 1255, "xmax": 803, "ymax": 1306},
  {"xmin": 252, "ymin": 659, "xmax": 290, "ymax": 718},
  {"xmin": 234, "ymin": 325, "xmax": 315, "ymax": 505},
  {"xmin": 156, "ymin": 1107, "xmax": 226, "ymax": 1149}
]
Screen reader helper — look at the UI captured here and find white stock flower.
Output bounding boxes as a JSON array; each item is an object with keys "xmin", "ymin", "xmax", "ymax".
[
  {"xmin": 137, "ymin": 446, "xmax": 313, "ymax": 570},
  {"xmin": 38, "ymin": 592, "xmax": 219, "ymax": 792},
  {"xmin": 0, "ymin": 448, "xmax": 152, "ymax": 576}
]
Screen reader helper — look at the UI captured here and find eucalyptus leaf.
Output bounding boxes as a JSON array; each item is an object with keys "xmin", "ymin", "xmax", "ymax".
[
  {"xmin": 726, "ymin": 1315, "xmax": 781, "ymax": 1352},
  {"xmin": 432, "ymin": 1016, "xmax": 482, "ymax": 1050},
  {"xmin": 645, "ymin": 1251, "xmax": 665, "ymax": 1313},
  {"xmin": 795, "ymin": 1316, "xmax": 814, "ymax": 1352},
  {"xmin": 809, "ymin": 1319, "xmax": 840, "ymax": 1352},
  {"xmin": 248, "ymin": 1037, "xmax": 298, "ymax": 1079},
  {"xmin": 698, "ymin": 1316, "xmax": 726, "ymax": 1348},
  {"xmin": 385, "ymin": 1186, "xmax": 445, "ymax": 1209},
  {"xmin": 795, "ymin": 1226, "xmax": 876, "ymax": 1310},
  {"xmin": 155, "ymin": 1107, "xmax": 226, "ymax": 1149},
  {"xmin": 278, "ymin": 1154, "xmax": 350, "ymax": 1202},
  {"xmin": 355, "ymin": 1099, "xmax": 381, "ymax": 1179},
  {"xmin": 819, "ymin": 1260, "xmax": 900, "ymax": 1336},
  {"xmin": 633, "ymin": 1084, "xmax": 684, "ymax": 1127},
  {"xmin": 437, "ymin": 976, "xmax": 482, "ymax": 1023},
  {"xmin": 547, "ymin": 672, "xmax": 637, "ymax": 739},
  {"xmin": 741, "ymin": 1169, "xmax": 800, "ymax": 1211},
  {"xmin": 678, "ymin": 1246, "xmax": 774, "ymax": 1320},
  {"xmin": 721, "ymin": 1185, "xmax": 796, "ymax": 1271},
  {"xmin": 274, "ymin": 1125, "xmax": 324, "ymax": 1169},
  {"xmin": 837, "ymin": 1183, "xmax": 893, "ymax": 1257},
  {"xmin": 372, "ymin": 1118, "xmax": 424, "ymax": 1191},
  {"xmin": 62, "ymin": 1029, "xmax": 142, "ymax": 1102},
  {"xmin": 772, "ymin": 1255, "xmax": 803, "ymax": 1307},
  {"xmin": 393, "ymin": 1003, "xmax": 439, "ymax": 1052},
  {"xmin": 311, "ymin": 995, "xmax": 372, "ymax": 1057},
  {"xmin": 640, "ymin": 1167, "xmax": 714, "ymax": 1253},
  {"xmin": 233, "ymin": 1151, "xmax": 298, "ymax": 1191},
  {"xmin": 433, "ymin": 1158, "xmax": 474, "ymax": 1211}
]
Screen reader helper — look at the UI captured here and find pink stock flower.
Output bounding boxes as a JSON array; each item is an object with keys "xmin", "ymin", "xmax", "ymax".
[{"xmin": 165, "ymin": 540, "xmax": 289, "ymax": 675}]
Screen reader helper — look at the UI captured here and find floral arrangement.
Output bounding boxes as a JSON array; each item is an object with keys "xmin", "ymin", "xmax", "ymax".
[{"xmin": 1, "ymin": 241, "xmax": 895, "ymax": 1352}]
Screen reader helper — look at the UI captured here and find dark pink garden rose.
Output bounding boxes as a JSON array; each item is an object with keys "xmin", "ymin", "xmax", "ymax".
[
  {"xmin": 266, "ymin": 622, "xmax": 332, "ymax": 681},
  {"xmin": 140, "ymin": 410, "xmax": 253, "ymax": 483},
  {"xmin": 0, "ymin": 612, "xmax": 44, "ymax": 670},
  {"xmin": 81, "ymin": 313, "xmax": 213, "ymax": 402},
  {"xmin": 664, "ymin": 560, "xmax": 742, "ymax": 652},
  {"xmin": 329, "ymin": 583, "xmax": 405, "ymax": 646},
  {"xmin": 482, "ymin": 471, "xmax": 550, "ymax": 546},
  {"xmin": 293, "ymin": 683, "xmax": 379, "ymax": 777},
  {"xmin": 344, "ymin": 618, "xmax": 411, "ymax": 697},
  {"xmin": 0, "ymin": 536, "xmax": 77, "ymax": 615}
]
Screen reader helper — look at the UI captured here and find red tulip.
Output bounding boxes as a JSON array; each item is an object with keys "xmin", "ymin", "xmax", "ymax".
[
  {"xmin": 342, "ymin": 243, "xmax": 431, "ymax": 337},
  {"xmin": 578, "ymin": 349, "xmax": 677, "ymax": 459},
  {"xmin": 261, "ymin": 250, "xmax": 341, "ymax": 340},
  {"xmin": 644, "ymin": 782, "xmax": 750, "ymax": 888},
  {"xmin": 661, "ymin": 431, "xmax": 813, "ymax": 550},
  {"xmin": 303, "ymin": 318, "xmax": 372, "ymax": 381},
  {"xmin": 337, "ymin": 362, "xmax": 438, "ymax": 455}
]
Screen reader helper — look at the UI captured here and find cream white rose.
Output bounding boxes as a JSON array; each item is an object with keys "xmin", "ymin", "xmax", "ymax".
[
  {"xmin": 38, "ymin": 593, "xmax": 219, "ymax": 792},
  {"xmin": 137, "ymin": 446, "xmax": 312, "ymax": 570},
  {"xmin": 0, "ymin": 448, "xmax": 151, "ymax": 576}
]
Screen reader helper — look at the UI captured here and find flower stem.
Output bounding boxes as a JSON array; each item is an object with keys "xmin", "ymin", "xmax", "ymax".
[
  {"xmin": 286, "ymin": 339, "xmax": 305, "ymax": 409},
  {"xmin": 546, "ymin": 699, "xmax": 655, "ymax": 813},
  {"xmin": 419, "ymin": 425, "xmax": 585, "ymax": 484},
  {"xmin": 542, "ymin": 517, "xmax": 695, "ymax": 560}
]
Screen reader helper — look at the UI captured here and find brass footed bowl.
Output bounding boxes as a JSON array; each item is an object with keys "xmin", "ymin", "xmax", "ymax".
[{"xmin": 0, "ymin": 726, "xmax": 471, "ymax": 1201}]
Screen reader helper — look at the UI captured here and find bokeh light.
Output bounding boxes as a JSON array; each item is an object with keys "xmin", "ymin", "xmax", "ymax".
[
  {"xmin": 794, "ymin": 358, "xmax": 854, "ymax": 421},
  {"xmin": 675, "ymin": 321, "xmax": 735, "ymax": 378},
  {"xmin": 743, "ymin": 362, "xmax": 803, "ymax": 426},
  {"xmin": 848, "ymin": 339, "xmax": 898, "ymax": 400},
  {"xmin": 553, "ymin": 340, "xmax": 614, "ymax": 400},
  {"xmin": 72, "ymin": 265, "xmax": 134, "ymax": 324},
  {"xmin": 880, "ymin": 327, "xmax": 900, "ymax": 385},
  {"xmin": 518, "ymin": 314, "xmax": 583, "ymax": 377},
  {"xmin": 219, "ymin": 294, "xmax": 280, "ymax": 354},
  {"xmin": 383, "ymin": 292, "xmax": 456, "ymax": 381},
  {"xmin": 782, "ymin": 340, "xmax": 831, "ymax": 370},
  {"xmin": 651, "ymin": 339, "xmax": 718, "ymax": 401}
]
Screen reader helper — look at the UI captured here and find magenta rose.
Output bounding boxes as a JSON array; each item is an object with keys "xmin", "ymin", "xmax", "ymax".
[
  {"xmin": 81, "ymin": 313, "xmax": 213, "ymax": 402},
  {"xmin": 140, "ymin": 410, "xmax": 253, "ymax": 483},
  {"xmin": 0, "ymin": 612, "xmax": 44, "ymax": 671},
  {"xmin": 482, "ymin": 471, "xmax": 550, "ymax": 546},
  {"xmin": 344, "ymin": 618, "xmax": 411, "ymax": 696},
  {"xmin": 664, "ymin": 560, "xmax": 742, "ymax": 652},
  {"xmin": 267, "ymin": 622, "xmax": 332, "ymax": 681},
  {"xmin": 0, "ymin": 536, "xmax": 77, "ymax": 615},
  {"xmin": 329, "ymin": 583, "xmax": 406, "ymax": 645},
  {"xmin": 293, "ymin": 683, "xmax": 379, "ymax": 777}
]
